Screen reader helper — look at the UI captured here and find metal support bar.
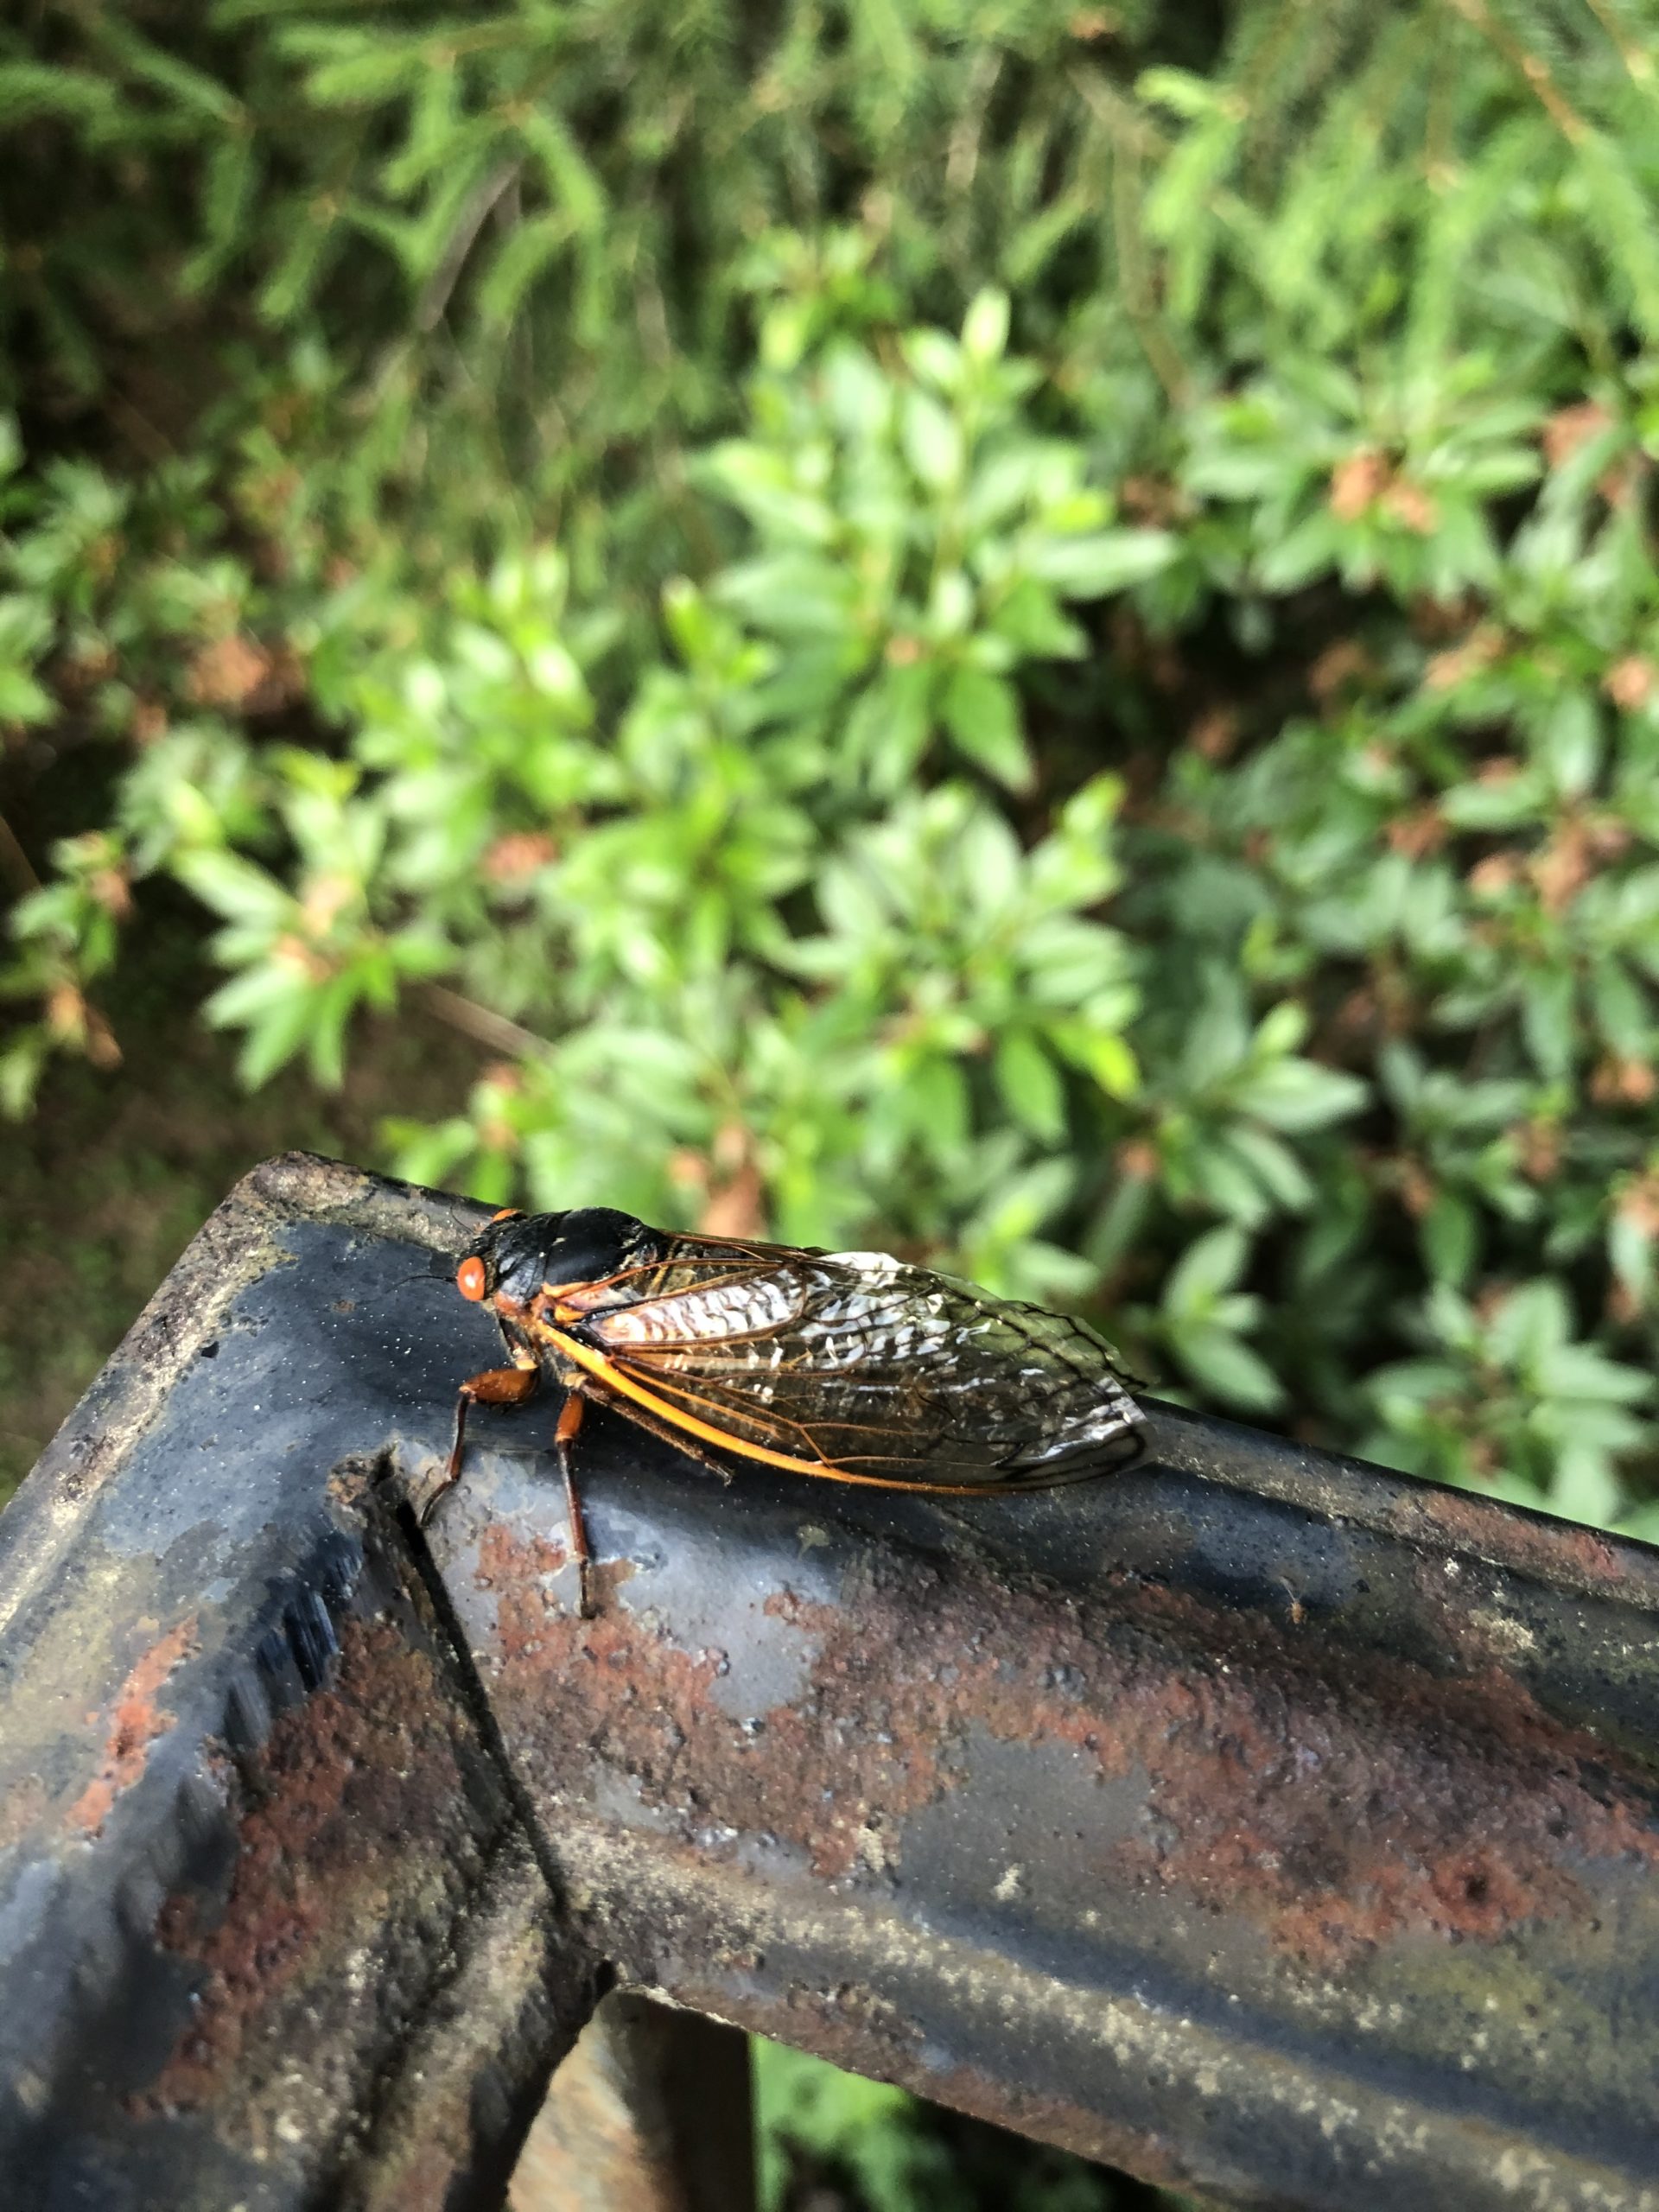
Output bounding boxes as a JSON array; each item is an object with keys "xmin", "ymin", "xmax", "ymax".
[{"xmin": 4, "ymin": 1154, "xmax": 1659, "ymax": 2210}]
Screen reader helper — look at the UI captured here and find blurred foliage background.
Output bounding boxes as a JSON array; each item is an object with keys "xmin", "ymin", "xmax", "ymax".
[{"xmin": 5, "ymin": 0, "xmax": 1659, "ymax": 2202}]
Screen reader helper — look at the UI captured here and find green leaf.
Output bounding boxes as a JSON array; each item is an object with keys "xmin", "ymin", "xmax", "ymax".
[
  {"xmin": 237, "ymin": 986, "xmax": 323, "ymax": 1087},
  {"xmin": 1171, "ymin": 1319, "xmax": 1287, "ymax": 1413},
  {"xmin": 961, "ymin": 289, "xmax": 1010, "ymax": 365},
  {"xmin": 1536, "ymin": 1344, "xmax": 1651, "ymax": 1406},
  {"xmin": 1226, "ymin": 1122, "xmax": 1314, "ymax": 1211},
  {"xmin": 1610, "ymin": 1206, "xmax": 1654, "ymax": 1306},
  {"xmin": 1546, "ymin": 1445, "xmax": 1622, "ymax": 1529},
  {"xmin": 0, "ymin": 1033, "xmax": 47, "ymax": 1119},
  {"xmin": 902, "ymin": 389, "xmax": 963, "ymax": 493},
  {"xmin": 939, "ymin": 665, "xmax": 1031, "ymax": 790},
  {"xmin": 1536, "ymin": 691, "xmax": 1602, "ymax": 798},
  {"xmin": 1487, "ymin": 1279, "xmax": 1570, "ymax": 1369},
  {"xmin": 1255, "ymin": 512, "xmax": 1344, "ymax": 592},
  {"xmin": 202, "ymin": 962, "xmax": 309, "ymax": 1027},
  {"xmin": 1422, "ymin": 1193, "xmax": 1477, "ymax": 1287},
  {"xmin": 1052, "ymin": 1023, "xmax": 1139, "ymax": 1102},
  {"xmin": 478, "ymin": 216, "xmax": 574, "ymax": 330},
  {"xmin": 987, "ymin": 577, "xmax": 1085, "ymax": 659},
  {"xmin": 846, "ymin": 661, "xmax": 933, "ymax": 792},
  {"xmin": 1165, "ymin": 1224, "xmax": 1249, "ymax": 1317},
  {"xmin": 902, "ymin": 329, "xmax": 962, "ymax": 395},
  {"xmin": 1024, "ymin": 529, "xmax": 1173, "ymax": 599},
  {"xmin": 1520, "ymin": 969, "xmax": 1577, "ymax": 1080},
  {"xmin": 0, "ymin": 63, "xmax": 115, "ymax": 129},
  {"xmin": 1590, "ymin": 960, "xmax": 1649, "ymax": 1058},
  {"xmin": 0, "ymin": 666, "xmax": 51, "ymax": 723},
  {"xmin": 1185, "ymin": 1138, "xmax": 1273, "ymax": 1225},
  {"xmin": 174, "ymin": 851, "xmax": 292, "ymax": 929},
  {"xmin": 995, "ymin": 1030, "xmax": 1066, "ymax": 1141},
  {"xmin": 1235, "ymin": 1058, "xmax": 1368, "ymax": 1131}
]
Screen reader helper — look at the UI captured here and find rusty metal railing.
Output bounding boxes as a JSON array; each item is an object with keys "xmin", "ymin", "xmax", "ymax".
[{"xmin": 2, "ymin": 1153, "xmax": 1658, "ymax": 2210}]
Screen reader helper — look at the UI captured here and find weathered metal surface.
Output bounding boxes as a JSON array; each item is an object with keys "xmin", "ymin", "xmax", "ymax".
[
  {"xmin": 507, "ymin": 1992, "xmax": 754, "ymax": 2212},
  {"xmin": 6, "ymin": 1153, "xmax": 1659, "ymax": 2210},
  {"xmin": 0, "ymin": 1156, "xmax": 597, "ymax": 2210},
  {"xmin": 414, "ymin": 1300, "xmax": 1659, "ymax": 2209}
]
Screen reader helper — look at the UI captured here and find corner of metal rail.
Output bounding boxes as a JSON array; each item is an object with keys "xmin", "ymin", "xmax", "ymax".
[{"xmin": 5, "ymin": 1155, "xmax": 1659, "ymax": 2212}]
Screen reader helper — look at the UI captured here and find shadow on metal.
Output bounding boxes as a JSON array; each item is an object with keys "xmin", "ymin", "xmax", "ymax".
[{"xmin": 2, "ymin": 1154, "xmax": 1657, "ymax": 2209}]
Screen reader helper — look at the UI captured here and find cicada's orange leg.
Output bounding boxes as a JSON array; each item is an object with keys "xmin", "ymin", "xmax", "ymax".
[
  {"xmin": 555, "ymin": 1378, "xmax": 743, "ymax": 1618},
  {"xmin": 554, "ymin": 1391, "xmax": 597, "ymax": 1620},
  {"xmin": 426, "ymin": 1362, "xmax": 542, "ymax": 1526},
  {"xmin": 430, "ymin": 1367, "xmax": 602, "ymax": 1618}
]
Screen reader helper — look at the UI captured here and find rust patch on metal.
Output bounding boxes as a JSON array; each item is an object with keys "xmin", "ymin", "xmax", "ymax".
[
  {"xmin": 69, "ymin": 1616, "xmax": 197, "ymax": 1837},
  {"xmin": 479, "ymin": 1524, "xmax": 1659, "ymax": 1969},
  {"xmin": 1408, "ymin": 1484, "xmax": 1629, "ymax": 1592},
  {"xmin": 144, "ymin": 1611, "xmax": 480, "ymax": 2113},
  {"xmin": 480, "ymin": 1525, "xmax": 949, "ymax": 1881}
]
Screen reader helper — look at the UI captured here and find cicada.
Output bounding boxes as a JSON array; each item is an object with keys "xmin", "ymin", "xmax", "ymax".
[{"xmin": 436, "ymin": 1206, "xmax": 1144, "ymax": 1615}]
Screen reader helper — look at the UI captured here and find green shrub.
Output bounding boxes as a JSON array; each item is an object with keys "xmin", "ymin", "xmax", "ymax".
[{"xmin": 3, "ymin": 0, "xmax": 1659, "ymax": 1535}]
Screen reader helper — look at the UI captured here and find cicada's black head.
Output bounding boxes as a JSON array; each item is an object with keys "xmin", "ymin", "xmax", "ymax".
[{"xmin": 454, "ymin": 1207, "xmax": 666, "ymax": 1310}]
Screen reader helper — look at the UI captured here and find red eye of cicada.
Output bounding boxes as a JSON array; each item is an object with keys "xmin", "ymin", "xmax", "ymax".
[{"xmin": 456, "ymin": 1257, "xmax": 488, "ymax": 1301}]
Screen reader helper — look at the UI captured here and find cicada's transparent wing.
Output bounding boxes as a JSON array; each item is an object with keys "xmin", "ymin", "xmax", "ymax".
[{"xmin": 576, "ymin": 1249, "xmax": 1142, "ymax": 1486}]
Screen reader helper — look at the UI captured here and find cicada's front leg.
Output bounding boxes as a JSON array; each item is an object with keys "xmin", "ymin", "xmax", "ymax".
[
  {"xmin": 552, "ymin": 1389, "xmax": 595, "ymax": 1621},
  {"xmin": 424, "ymin": 1358, "xmax": 543, "ymax": 1527}
]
